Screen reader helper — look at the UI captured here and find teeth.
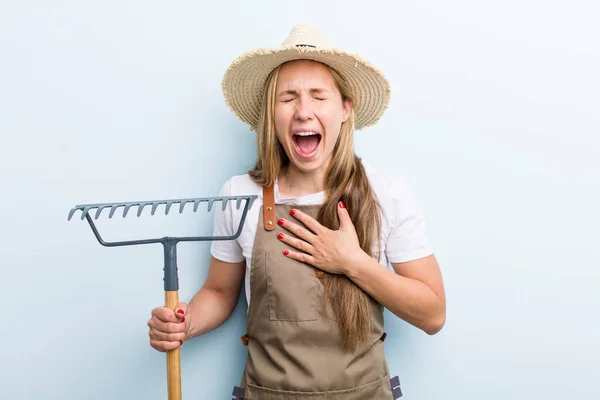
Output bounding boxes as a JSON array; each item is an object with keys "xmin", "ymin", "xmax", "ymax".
[{"xmin": 294, "ymin": 131, "xmax": 319, "ymax": 136}]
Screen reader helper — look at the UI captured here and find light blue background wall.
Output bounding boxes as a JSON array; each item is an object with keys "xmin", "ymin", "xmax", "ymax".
[{"xmin": 1, "ymin": 1, "xmax": 599, "ymax": 399}]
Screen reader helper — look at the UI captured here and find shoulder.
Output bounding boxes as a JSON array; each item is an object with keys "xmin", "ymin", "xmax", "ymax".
[
  {"xmin": 218, "ymin": 173, "xmax": 262, "ymax": 197},
  {"xmin": 363, "ymin": 161, "xmax": 414, "ymax": 205},
  {"xmin": 362, "ymin": 161, "xmax": 433, "ymax": 263}
]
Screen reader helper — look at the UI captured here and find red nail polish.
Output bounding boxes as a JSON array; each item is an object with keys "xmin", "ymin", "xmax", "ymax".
[
  {"xmin": 278, "ymin": 218, "xmax": 284, "ymax": 226},
  {"xmin": 283, "ymin": 249, "xmax": 289, "ymax": 256},
  {"xmin": 277, "ymin": 232, "xmax": 284, "ymax": 239},
  {"xmin": 339, "ymin": 201, "xmax": 346, "ymax": 209},
  {"xmin": 181, "ymin": 317, "xmax": 185, "ymax": 323},
  {"xmin": 290, "ymin": 209, "xmax": 296, "ymax": 216},
  {"xmin": 179, "ymin": 340, "xmax": 183, "ymax": 345},
  {"xmin": 177, "ymin": 309, "xmax": 184, "ymax": 315}
]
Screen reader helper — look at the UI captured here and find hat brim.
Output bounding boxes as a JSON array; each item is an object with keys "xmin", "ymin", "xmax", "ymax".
[{"xmin": 222, "ymin": 45, "xmax": 390, "ymax": 131}]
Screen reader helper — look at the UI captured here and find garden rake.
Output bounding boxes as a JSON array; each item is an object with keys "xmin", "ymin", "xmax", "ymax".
[{"xmin": 68, "ymin": 194, "xmax": 257, "ymax": 400}]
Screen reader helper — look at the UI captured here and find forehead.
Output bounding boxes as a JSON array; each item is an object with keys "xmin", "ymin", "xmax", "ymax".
[{"xmin": 276, "ymin": 60, "xmax": 337, "ymax": 89}]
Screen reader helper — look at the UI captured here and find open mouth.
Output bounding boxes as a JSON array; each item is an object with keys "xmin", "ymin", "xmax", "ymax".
[{"xmin": 292, "ymin": 131, "xmax": 322, "ymax": 159}]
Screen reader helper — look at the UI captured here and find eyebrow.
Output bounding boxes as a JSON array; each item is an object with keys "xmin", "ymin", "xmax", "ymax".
[{"xmin": 277, "ymin": 88, "xmax": 330, "ymax": 97}]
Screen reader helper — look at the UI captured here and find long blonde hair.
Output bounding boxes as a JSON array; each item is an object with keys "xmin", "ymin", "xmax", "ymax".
[{"xmin": 248, "ymin": 61, "xmax": 382, "ymax": 352}]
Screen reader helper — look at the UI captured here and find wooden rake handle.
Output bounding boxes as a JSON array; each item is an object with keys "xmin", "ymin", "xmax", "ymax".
[{"xmin": 165, "ymin": 290, "xmax": 182, "ymax": 400}]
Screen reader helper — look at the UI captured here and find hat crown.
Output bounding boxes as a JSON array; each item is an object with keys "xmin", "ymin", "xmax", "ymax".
[{"xmin": 281, "ymin": 24, "xmax": 334, "ymax": 49}]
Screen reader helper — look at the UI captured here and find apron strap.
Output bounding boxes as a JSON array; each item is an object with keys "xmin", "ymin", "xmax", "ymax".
[{"xmin": 263, "ymin": 184, "xmax": 276, "ymax": 231}]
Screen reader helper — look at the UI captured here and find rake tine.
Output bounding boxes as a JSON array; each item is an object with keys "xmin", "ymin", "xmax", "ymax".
[
  {"xmin": 94, "ymin": 205, "xmax": 110, "ymax": 219},
  {"xmin": 165, "ymin": 201, "xmax": 175, "ymax": 215},
  {"xmin": 193, "ymin": 199, "xmax": 201, "ymax": 212},
  {"xmin": 67, "ymin": 208, "xmax": 78, "ymax": 221},
  {"xmin": 236, "ymin": 198, "xmax": 243, "ymax": 210},
  {"xmin": 137, "ymin": 202, "xmax": 150, "ymax": 217},
  {"xmin": 151, "ymin": 202, "xmax": 162, "ymax": 215},
  {"xmin": 109, "ymin": 205, "xmax": 123, "ymax": 219},
  {"xmin": 207, "ymin": 199, "xmax": 215, "ymax": 212},
  {"xmin": 222, "ymin": 198, "xmax": 230, "ymax": 211},
  {"xmin": 179, "ymin": 200, "xmax": 188, "ymax": 214},
  {"xmin": 82, "ymin": 206, "xmax": 95, "ymax": 220},
  {"xmin": 124, "ymin": 203, "xmax": 138, "ymax": 218}
]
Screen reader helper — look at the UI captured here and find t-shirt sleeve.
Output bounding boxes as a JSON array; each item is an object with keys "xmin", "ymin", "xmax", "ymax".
[
  {"xmin": 384, "ymin": 176, "xmax": 434, "ymax": 264},
  {"xmin": 209, "ymin": 179, "xmax": 245, "ymax": 263}
]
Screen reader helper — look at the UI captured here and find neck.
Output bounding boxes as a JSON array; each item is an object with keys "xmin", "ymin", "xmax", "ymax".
[{"xmin": 278, "ymin": 164, "xmax": 326, "ymax": 198}]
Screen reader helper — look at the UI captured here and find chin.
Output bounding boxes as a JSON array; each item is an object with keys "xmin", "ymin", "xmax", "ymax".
[{"xmin": 289, "ymin": 156, "xmax": 325, "ymax": 172}]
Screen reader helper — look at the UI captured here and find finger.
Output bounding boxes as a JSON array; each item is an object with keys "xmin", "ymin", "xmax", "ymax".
[
  {"xmin": 277, "ymin": 232, "xmax": 314, "ymax": 255},
  {"xmin": 148, "ymin": 317, "xmax": 186, "ymax": 334},
  {"xmin": 150, "ymin": 339, "xmax": 183, "ymax": 352},
  {"xmin": 149, "ymin": 328, "xmax": 186, "ymax": 343},
  {"xmin": 174, "ymin": 302, "xmax": 188, "ymax": 322},
  {"xmin": 282, "ymin": 248, "xmax": 316, "ymax": 266},
  {"xmin": 336, "ymin": 201, "xmax": 354, "ymax": 230},
  {"xmin": 151, "ymin": 306, "xmax": 180, "ymax": 323},
  {"xmin": 278, "ymin": 218, "xmax": 317, "ymax": 244},
  {"xmin": 288, "ymin": 208, "xmax": 325, "ymax": 234}
]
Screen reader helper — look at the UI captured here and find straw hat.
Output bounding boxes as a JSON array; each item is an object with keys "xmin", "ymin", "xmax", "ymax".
[{"xmin": 222, "ymin": 24, "xmax": 391, "ymax": 131}]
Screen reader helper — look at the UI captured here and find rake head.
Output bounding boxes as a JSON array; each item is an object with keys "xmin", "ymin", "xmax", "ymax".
[{"xmin": 68, "ymin": 194, "xmax": 257, "ymax": 292}]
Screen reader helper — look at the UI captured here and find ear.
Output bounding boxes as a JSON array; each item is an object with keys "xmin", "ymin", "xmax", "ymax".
[{"xmin": 341, "ymin": 98, "xmax": 353, "ymax": 122}]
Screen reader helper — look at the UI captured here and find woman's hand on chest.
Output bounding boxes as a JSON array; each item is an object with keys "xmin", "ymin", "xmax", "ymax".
[{"xmin": 276, "ymin": 201, "xmax": 365, "ymax": 275}]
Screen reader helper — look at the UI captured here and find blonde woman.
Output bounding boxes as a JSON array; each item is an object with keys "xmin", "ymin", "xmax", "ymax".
[{"xmin": 148, "ymin": 25, "xmax": 446, "ymax": 399}]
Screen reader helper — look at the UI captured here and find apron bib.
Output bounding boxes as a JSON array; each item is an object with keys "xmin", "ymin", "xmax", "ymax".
[{"xmin": 233, "ymin": 185, "xmax": 402, "ymax": 399}]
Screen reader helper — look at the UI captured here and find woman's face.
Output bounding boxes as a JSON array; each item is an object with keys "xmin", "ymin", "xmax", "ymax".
[{"xmin": 274, "ymin": 60, "xmax": 352, "ymax": 175}]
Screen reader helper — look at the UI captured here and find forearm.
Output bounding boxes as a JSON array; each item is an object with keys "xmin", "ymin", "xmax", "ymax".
[
  {"xmin": 185, "ymin": 287, "xmax": 239, "ymax": 340},
  {"xmin": 345, "ymin": 252, "xmax": 445, "ymax": 335}
]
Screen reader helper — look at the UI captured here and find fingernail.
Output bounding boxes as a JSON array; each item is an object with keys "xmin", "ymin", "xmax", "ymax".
[
  {"xmin": 283, "ymin": 249, "xmax": 289, "ymax": 256},
  {"xmin": 290, "ymin": 209, "xmax": 296, "ymax": 216},
  {"xmin": 277, "ymin": 218, "xmax": 284, "ymax": 226},
  {"xmin": 179, "ymin": 340, "xmax": 183, "ymax": 346},
  {"xmin": 176, "ymin": 309, "xmax": 184, "ymax": 315},
  {"xmin": 339, "ymin": 201, "xmax": 346, "ymax": 209},
  {"xmin": 277, "ymin": 232, "xmax": 284, "ymax": 240},
  {"xmin": 181, "ymin": 317, "xmax": 185, "ymax": 323}
]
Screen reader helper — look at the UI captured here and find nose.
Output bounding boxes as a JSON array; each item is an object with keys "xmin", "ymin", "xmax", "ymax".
[{"xmin": 294, "ymin": 98, "xmax": 314, "ymax": 122}]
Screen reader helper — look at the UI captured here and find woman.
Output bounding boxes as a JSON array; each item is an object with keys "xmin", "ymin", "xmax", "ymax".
[{"xmin": 148, "ymin": 25, "xmax": 446, "ymax": 399}]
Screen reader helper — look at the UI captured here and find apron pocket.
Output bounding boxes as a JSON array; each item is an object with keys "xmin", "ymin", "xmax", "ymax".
[
  {"xmin": 265, "ymin": 251, "xmax": 318, "ymax": 321},
  {"xmin": 244, "ymin": 374, "xmax": 393, "ymax": 400}
]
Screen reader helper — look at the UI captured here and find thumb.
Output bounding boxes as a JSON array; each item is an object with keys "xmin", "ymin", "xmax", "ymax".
[
  {"xmin": 337, "ymin": 201, "xmax": 354, "ymax": 230},
  {"xmin": 174, "ymin": 302, "xmax": 189, "ymax": 321}
]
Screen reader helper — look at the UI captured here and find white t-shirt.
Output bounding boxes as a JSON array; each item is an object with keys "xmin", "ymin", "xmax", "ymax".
[{"xmin": 210, "ymin": 162, "xmax": 434, "ymax": 307}]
